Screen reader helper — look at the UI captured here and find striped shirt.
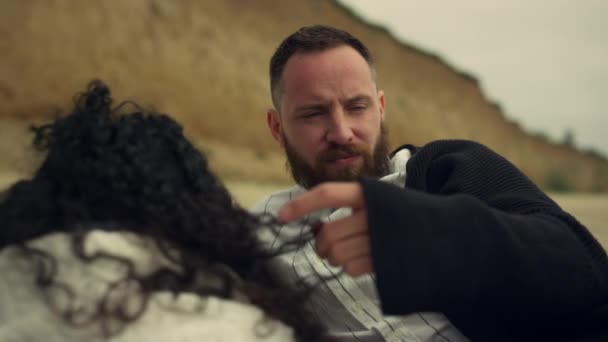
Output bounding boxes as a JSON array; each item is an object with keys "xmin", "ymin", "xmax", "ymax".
[{"xmin": 251, "ymin": 149, "xmax": 469, "ymax": 342}]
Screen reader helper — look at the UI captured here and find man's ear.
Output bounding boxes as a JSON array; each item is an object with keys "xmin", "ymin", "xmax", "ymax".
[
  {"xmin": 267, "ymin": 109, "xmax": 284, "ymax": 147},
  {"xmin": 377, "ymin": 90, "xmax": 386, "ymax": 122}
]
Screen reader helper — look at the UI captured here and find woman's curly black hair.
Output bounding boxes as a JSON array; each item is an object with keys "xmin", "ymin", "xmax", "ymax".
[{"xmin": 0, "ymin": 80, "xmax": 324, "ymax": 340}]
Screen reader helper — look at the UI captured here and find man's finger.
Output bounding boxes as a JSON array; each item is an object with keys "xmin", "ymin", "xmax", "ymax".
[
  {"xmin": 315, "ymin": 210, "xmax": 368, "ymax": 257},
  {"xmin": 322, "ymin": 235, "xmax": 371, "ymax": 267},
  {"xmin": 343, "ymin": 256, "xmax": 374, "ymax": 277},
  {"xmin": 278, "ymin": 182, "xmax": 364, "ymax": 222}
]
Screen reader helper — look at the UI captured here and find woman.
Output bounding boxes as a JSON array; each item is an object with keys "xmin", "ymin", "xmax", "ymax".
[{"xmin": 0, "ymin": 81, "xmax": 324, "ymax": 341}]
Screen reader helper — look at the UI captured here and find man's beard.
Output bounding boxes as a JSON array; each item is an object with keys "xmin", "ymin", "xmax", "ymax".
[{"xmin": 283, "ymin": 125, "xmax": 390, "ymax": 189}]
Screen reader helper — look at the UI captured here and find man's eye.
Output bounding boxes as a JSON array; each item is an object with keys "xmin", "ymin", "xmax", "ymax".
[
  {"xmin": 302, "ymin": 112, "xmax": 322, "ymax": 118},
  {"xmin": 349, "ymin": 105, "xmax": 367, "ymax": 112}
]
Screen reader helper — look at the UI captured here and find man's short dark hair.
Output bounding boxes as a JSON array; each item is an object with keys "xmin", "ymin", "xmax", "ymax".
[{"xmin": 269, "ymin": 25, "xmax": 375, "ymax": 109}]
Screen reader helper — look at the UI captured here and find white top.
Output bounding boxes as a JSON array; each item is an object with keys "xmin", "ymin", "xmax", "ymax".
[
  {"xmin": 0, "ymin": 230, "xmax": 295, "ymax": 342},
  {"xmin": 252, "ymin": 149, "xmax": 470, "ymax": 342}
]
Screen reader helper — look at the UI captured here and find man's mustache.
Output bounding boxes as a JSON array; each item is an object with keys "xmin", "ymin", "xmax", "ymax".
[{"xmin": 318, "ymin": 144, "xmax": 368, "ymax": 162}]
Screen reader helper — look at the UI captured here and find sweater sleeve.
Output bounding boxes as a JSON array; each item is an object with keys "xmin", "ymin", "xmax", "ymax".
[{"xmin": 360, "ymin": 140, "xmax": 608, "ymax": 338}]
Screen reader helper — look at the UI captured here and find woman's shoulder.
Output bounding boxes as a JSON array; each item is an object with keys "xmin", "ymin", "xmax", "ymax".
[
  {"xmin": 0, "ymin": 231, "xmax": 296, "ymax": 341},
  {"xmin": 114, "ymin": 293, "xmax": 295, "ymax": 341}
]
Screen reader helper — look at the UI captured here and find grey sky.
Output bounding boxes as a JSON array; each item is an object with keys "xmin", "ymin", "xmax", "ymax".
[{"xmin": 340, "ymin": 0, "xmax": 608, "ymax": 156}]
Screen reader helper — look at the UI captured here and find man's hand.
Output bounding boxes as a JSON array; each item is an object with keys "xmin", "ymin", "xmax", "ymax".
[{"xmin": 278, "ymin": 182, "xmax": 373, "ymax": 277}]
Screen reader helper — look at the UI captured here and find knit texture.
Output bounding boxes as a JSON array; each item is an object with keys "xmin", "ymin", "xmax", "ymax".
[{"xmin": 361, "ymin": 139, "xmax": 608, "ymax": 341}]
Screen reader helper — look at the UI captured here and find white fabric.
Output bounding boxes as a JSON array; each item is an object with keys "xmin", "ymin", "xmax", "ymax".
[
  {"xmin": 252, "ymin": 148, "xmax": 470, "ymax": 342},
  {"xmin": 0, "ymin": 231, "xmax": 295, "ymax": 342}
]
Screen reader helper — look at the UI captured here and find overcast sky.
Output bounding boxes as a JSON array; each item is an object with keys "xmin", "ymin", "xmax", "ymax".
[{"xmin": 340, "ymin": 0, "xmax": 608, "ymax": 156}]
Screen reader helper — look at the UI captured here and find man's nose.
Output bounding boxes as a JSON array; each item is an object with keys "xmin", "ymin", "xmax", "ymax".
[{"xmin": 325, "ymin": 109, "xmax": 353, "ymax": 145}]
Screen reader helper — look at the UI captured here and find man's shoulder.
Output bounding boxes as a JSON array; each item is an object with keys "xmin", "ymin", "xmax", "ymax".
[
  {"xmin": 392, "ymin": 139, "xmax": 495, "ymax": 156},
  {"xmin": 402, "ymin": 139, "xmax": 505, "ymax": 169},
  {"xmin": 414, "ymin": 139, "xmax": 496, "ymax": 156},
  {"xmin": 250, "ymin": 185, "xmax": 305, "ymax": 215}
]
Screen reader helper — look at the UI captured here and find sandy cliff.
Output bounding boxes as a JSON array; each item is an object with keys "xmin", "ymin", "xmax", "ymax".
[{"xmin": 1, "ymin": 0, "xmax": 606, "ymax": 191}]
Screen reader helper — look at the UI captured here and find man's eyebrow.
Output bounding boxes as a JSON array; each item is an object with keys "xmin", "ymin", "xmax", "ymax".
[
  {"xmin": 294, "ymin": 103, "xmax": 328, "ymax": 113},
  {"xmin": 344, "ymin": 95, "xmax": 373, "ymax": 105}
]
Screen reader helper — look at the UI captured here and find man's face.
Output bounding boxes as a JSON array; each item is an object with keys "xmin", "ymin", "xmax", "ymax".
[{"xmin": 267, "ymin": 45, "xmax": 389, "ymax": 188}]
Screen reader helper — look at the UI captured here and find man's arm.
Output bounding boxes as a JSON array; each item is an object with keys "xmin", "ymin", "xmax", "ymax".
[{"xmin": 362, "ymin": 140, "xmax": 608, "ymax": 339}]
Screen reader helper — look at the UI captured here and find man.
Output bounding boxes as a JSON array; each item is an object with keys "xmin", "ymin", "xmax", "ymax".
[{"xmin": 253, "ymin": 25, "xmax": 608, "ymax": 341}]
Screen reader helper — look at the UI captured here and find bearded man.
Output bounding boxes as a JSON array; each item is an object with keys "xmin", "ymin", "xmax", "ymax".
[{"xmin": 253, "ymin": 25, "xmax": 608, "ymax": 342}]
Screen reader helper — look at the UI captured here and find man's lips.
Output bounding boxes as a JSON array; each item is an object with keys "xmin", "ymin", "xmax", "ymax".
[{"xmin": 326, "ymin": 154, "xmax": 361, "ymax": 164}]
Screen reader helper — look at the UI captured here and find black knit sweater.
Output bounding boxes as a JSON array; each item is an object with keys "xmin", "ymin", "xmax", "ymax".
[{"xmin": 360, "ymin": 140, "xmax": 608, "ymax": 341}]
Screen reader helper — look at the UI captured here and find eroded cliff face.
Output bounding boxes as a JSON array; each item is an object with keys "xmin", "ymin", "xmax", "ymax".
[{"xmin": 1, "ymin": 0, "xmax": 606, "ymax": 191}]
